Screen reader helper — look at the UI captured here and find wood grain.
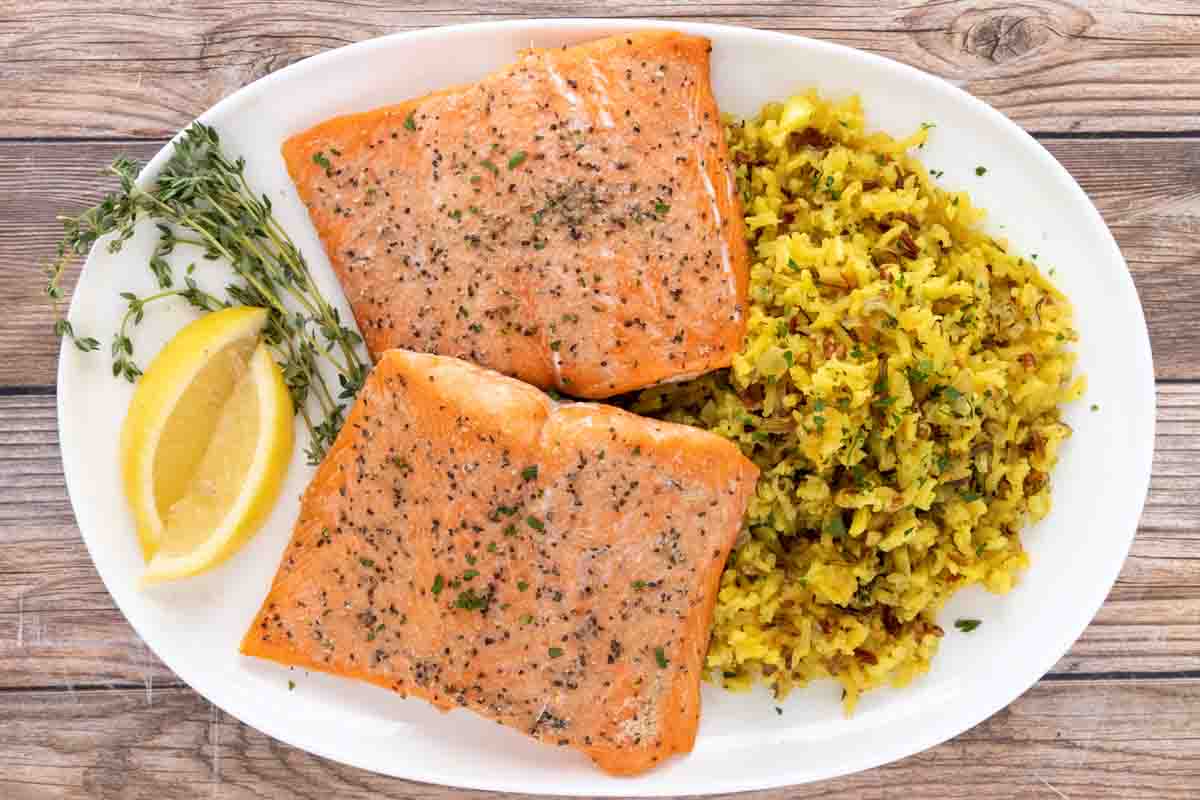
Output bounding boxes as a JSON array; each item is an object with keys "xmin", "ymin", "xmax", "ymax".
[
  {"xmin": 2, "ymin": 3, "xmax": 1198, "ymax": 795},
  {"xmin": 3, "ymin": 136, "xmax": 1198, "ymax": 387},
  {"xmin": 2, "ymin": 389, "xmax": 1197, "ymax": 688},
  {"xmin": 2, "ymin": 1, "xmax": 1200, "ymax": 138},
  {"xmin": 0, "ymin": 680, "xmax": 1196, "ymax": 799}
]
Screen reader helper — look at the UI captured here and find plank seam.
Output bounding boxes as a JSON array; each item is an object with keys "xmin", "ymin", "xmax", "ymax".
[
  {"xmin": 0, "ymin": 681, "xmax": 187, "ymax": 694},
  {"xmin": 1033, "ymin": 130, "xmax": 1200, "ymax": 141},
  {"xmin": 0, "ymin": 136, "xmax": 168, "ymax": 145},
  {"xmin": 1, "ymin": 672, "xmax": 1195, "ymax": 696},
  {"xmin": 0, "ymin": 386, "xmax": 57, "ymax": 397},
  {"xmin": 4, "ymin": 379, "xmax": 1200, "ymax": 397},
  {"xmin": 1041, "ymin": 670, "xmax": 1200, "ymax": 682},
  {"xmin": 1, "ymin": 132, "xmax": 1199, "ymax": 145}
]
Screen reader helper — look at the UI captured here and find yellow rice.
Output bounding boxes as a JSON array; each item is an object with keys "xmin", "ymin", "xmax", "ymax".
[{"xmin": 633, "ymin": 90, "xmax": 1084, "ymax": 711}]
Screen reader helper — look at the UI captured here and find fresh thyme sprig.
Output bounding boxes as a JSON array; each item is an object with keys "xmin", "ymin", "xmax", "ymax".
[{"xmin": 46, "ymin": 122, "xmax": 369, "ymax": 464}]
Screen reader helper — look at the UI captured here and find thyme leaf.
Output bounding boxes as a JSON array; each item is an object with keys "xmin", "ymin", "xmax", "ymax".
[{"xmin": 44, "ymin": 122, "xmax": 370, "ymax": 464}]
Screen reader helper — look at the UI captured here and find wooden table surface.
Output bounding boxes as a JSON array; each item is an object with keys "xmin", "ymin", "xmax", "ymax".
[{"xmin": 1, "ymin": 2, "xmax": 1197, "ymax": 798}]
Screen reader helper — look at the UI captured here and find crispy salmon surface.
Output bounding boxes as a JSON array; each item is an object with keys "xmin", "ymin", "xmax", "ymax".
[
  {"xmin": 282, "ymin": 31, "xmax": 749, "ymax": 399},
  {"xmin": 241, "ymin": 350, "xmax": 758, "ymax": 775}
]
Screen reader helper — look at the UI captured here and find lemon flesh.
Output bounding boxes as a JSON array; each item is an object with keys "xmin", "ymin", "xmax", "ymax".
[{"xmin": 119, "ymin": 306, "xmax": 293, "ymax": 585}]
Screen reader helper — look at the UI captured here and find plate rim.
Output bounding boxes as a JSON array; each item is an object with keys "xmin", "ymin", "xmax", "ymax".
[{"xmin": 56, "ymin": 17, "xmax": 1157, "ymax": 795}]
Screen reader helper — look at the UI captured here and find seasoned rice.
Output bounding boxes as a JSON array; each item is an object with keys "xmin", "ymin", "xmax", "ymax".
[{"xmin": 632, "ymin": 90, "xmax": 1084, "ymax": 710}]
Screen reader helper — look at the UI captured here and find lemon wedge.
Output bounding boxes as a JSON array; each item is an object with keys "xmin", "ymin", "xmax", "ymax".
[{"xmin": 120, "ymin": 306, "xmax": 293, "ymax": 586}]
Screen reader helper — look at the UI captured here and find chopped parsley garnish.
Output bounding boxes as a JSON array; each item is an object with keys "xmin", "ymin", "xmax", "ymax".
[
  {"xmin": 850, "ymin": 464, "xmax": 868, "ymax": 488},
  {"xmin": 654, "ymin": 202, "xmax": 671, "ymax": 215},
  {"xmin": 288, "ymin": 680, "xmax": 296, "ymax": 691},
  {"xmin": 507, "ymin": 150, "xmax": 528, "ymax": 169},
  {"xmin": 521, "ymin": 465, "xmax": 539, "ymax": 481},
  {"xmin": 431, "ymin": 575, "xmax": 444, "ymax": 595},
  {"xmin": 403, "ymin": 112, "xmax": 416, "ymax": 131},
  {"xmin": 654, "ymin": 646, "xmax": 669, "ymax": 668},
  {"xmin": 480, "ymin": 159, "xmax": 499, "ymax": 175},
  {"xmin": 503, "ymin": 523, "xmax": 517, "ymax": 537},
  {"xmin": 517, "ymin": 580, "xmax": 529, "ymax": 592},
  {"xmin": 941, "ymin": 386, "xmax": 964, "ymax": 402},
  {"xmin": 520, "ymin": 613, "xmax": 534, "ymax": 624},
  {"xmin": 549, "ymin": 340, "xmax": 561, "ymax": 351},
  {"xmin": 632, "ymin": 580, "xmax": 646, "ymax": 590},
  {"xmin": 462, "ymin": 569, "xmax": 479, "ymax": 581},
  {"xmin": 787, "ymin": 257, "xmax": 802, "ymax": 272},
  {"xmin": 526, "ymin": 515, "xmax": 545, "ymax": 531},
  {"xmin": 359, "ymin": 557, "xmax": 374, "ymax": 568},
  {"xmin": 454, "ymin": 588, "xmax": 489, "ymax": 611},
  {"xmin": 975, "ymin": 166, "xmax": 987, "ymax": 177},
  {"xmin": 960, "ymin": 491, "xmax": 982, "ymax": 502},
  {"xmin": 906, "ymin": 359, "xmax": 934, "ymax": 384},
  {"xmin": 825, "ymin": 515, "xmax": 847, "ymax": 538},
  {"xmin": 955, "ymin": 618, "xmax": 982, "ymax": 633},
  {"xmin": 1091, "ymin": 404, "xmax": 1100, "ymax": 412},
  {"xmin": 548, "ymin": 647, "xmax": 563, "ymax": 658},
  {"xmin": 311, "ymin": 151, "xmax": 330, "ymax": 169}
]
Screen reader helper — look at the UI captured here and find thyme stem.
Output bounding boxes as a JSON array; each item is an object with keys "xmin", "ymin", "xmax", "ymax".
[{"xmin": 45, "ymin": 122, "xmax": 369, "ymax": 463}]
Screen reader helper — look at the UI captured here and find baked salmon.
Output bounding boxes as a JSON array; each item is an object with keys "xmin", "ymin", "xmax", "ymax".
[
  {"xmin": 282, "ymin": 31, "xmax": 749, "ymax": 399},
  {"xmin": 241, "ymin": 349, "xmax": 758, "ymax": 775}
]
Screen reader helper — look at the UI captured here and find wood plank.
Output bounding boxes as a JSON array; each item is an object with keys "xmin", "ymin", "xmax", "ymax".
[
  {"xmin": 2, "ymin": 535, "xmax": 1192, "ymax": 690},
  {"xmin": 2, "ymin": 1, "xmax": 1200, "ymax": 138},
  {"xmin": 0, "ymin": 680, "xmax": 1196, "ymax": 799},
  {"xmin": 2, "ymin": 136, "xmax": 1198, "ymax": 386},
  {"xmin": 1, "ymin": 386, "xmax": 1196, "ymax": 688},
  {"xmin": 0, "ymin": 610, "xmax": 172, "ymax": 693}
]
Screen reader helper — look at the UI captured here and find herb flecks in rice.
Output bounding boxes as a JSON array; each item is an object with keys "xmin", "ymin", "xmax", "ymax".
[{"xmin": 633, "ymin": 90, "xmax": 1084, "ymax": 712}]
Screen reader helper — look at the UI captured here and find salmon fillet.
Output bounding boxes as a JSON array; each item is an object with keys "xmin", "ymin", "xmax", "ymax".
[
  {"xmin": 241, "ymin": 349, "xmax": 758, "ymax": 775},
  {"xmin": 282, "ymin": 31, "xmax": 749, "ymax": 399}
]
